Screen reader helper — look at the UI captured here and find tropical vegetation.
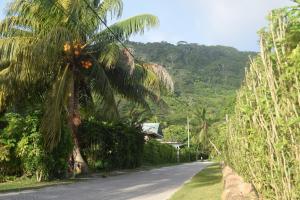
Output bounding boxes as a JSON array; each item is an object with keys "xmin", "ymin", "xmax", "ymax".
[
  {"xmin": 126, "ymin": 41, "xmax": 255, "ymax": 158},
  {"xmin": 0, "ymin": 0, "xmax": 173, "ymax": 177},
  {"xmin": 1, "ymin": 0, "xmax": 299, "ymax": 199},
  {"xmin": 213, "ymin": 2, "xmax": 300, "ymax": 199}
]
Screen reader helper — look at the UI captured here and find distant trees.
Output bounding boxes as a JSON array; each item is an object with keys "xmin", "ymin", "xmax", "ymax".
[
  {"xmin": 177, "ymin": 41, "xmax": 188, "ymax": 45},
  {"xmin": 126, "ymin": 41, "xmax": 252, "ymax": 127},
  {"xmin": 163, "ymin": 125, "xmax": 186, "ymax": 143}
]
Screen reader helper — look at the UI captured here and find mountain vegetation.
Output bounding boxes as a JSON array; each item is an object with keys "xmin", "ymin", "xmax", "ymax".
[
  {"xmin": 126, "ymin": 41, "xmax": 256, "ymax": 125},
  {"xmin": 126, "ymin": 41, "xmax": 256, "ymax": 151}
]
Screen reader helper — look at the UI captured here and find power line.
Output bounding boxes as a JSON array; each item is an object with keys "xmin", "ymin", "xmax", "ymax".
[{"xmin": 81, "ymin": 0, "xmax": 137, "ymax": 59}]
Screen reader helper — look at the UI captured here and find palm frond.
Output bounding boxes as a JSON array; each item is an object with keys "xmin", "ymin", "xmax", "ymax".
[
  {"xmin": 89, "ymin": 56, "xmax": 119, "ymax": 120},
  {"xmin": 41, "ymin": 65, "xmax": 73, "ymax": 150},
  {"xmin": 142, "ymin": 63, "xmax": 174, "ymax": 92},
  {"xmin": 97, "ymin": 0, "xmax": 123, "ymax": 19},
  {"xmin": 98, "ymin": 43, "xmax": 120, "ymax": 68},
  {"xmin": 105, "ymin": 66, "xmax": 167, "ymax": 109},
  {"xmin": 94, "ymin": 14, "xmax": 159, "ymax": 44}
]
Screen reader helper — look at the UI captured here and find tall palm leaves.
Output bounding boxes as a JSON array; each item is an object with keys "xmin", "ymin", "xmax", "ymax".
[{"xmin": 0, "ymin": 0, "xmax": 173, "ymax": 172}]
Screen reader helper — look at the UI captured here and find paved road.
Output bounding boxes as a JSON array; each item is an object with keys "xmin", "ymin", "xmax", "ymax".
[{"xmin": 0, "ymin": 162, "xmax": 212, "ymax": 200}]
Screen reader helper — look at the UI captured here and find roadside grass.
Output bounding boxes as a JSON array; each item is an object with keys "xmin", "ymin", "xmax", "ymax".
[
  {"xmin": 0, "ymin": 177, "xmax": 74, "ymax": 193},
  {"xmin": 170, "ymin": 163, "xmax": 223, "ymax": 200}
]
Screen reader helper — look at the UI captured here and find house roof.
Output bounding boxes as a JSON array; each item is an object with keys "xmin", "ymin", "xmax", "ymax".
[{"xmin": 142, "ymin": 123, "xmax": 163, "ymax": 138}]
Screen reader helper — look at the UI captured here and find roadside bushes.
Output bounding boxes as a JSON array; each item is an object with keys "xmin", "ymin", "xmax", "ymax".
[
  {"xmin": 78, "ymin": 120, "xmax": 144, "ymax": 171},
  {"xmin": 222, "ymin": 7, "xmax": 300, "ymax": 199},
  {"xmin": 0, "ymin": 112, "xmax": 72, "ymax": 182},
  {"xmin": 180, "ymin": 146, "xmax": 197, "ymax": 163},
  {"xmin": 143, "ymin": 139, "xmax": 177, "ymax": 165},
  {"xmin": 79, "ymin": 119, "xmax": 201, "ymax": 170},
  {"xmin": 143, "ymin": 140, "xmax": 198, "ymax": 165}
]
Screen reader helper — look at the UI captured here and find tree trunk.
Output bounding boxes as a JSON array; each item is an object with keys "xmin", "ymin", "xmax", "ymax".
[
  {"xmin": 36, "ymin": 170, "xmax": 43, "ymax": 182},
  {"xmin": 68, "ymin": 71, "xmax": 88, "ymax": 174}
]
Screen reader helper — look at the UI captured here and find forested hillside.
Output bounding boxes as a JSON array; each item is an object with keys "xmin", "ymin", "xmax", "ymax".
[{"xmin": 127, "ymin": 41, "xmax": 256, "ymax": 126}]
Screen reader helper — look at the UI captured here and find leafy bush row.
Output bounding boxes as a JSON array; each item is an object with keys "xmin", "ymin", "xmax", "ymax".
[
  {"xmin": 78, "ymin": 120, "xmax": 144, "ymax": 170},
  {"xmin": 79, "ymin": 120, "xmax": 198, "ymax": 169},
  {"xmin": 143, "ymin": 139, "xmax": 197, "ymax": 165},
  {"xmin": 0, "ymin": 112, "xmax": 73, "ymax": 182},
  {"xmin": 0, "ymin": 113, "xmax": 199, "ymax": 182},
  {"xmin": 143, "ymin": 140, "xmax": 177, "ymax": 164}
]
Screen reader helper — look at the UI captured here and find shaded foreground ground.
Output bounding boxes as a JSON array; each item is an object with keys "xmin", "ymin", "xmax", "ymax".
[
  {"xmin": 170, "ymin": 163, "xmax": 223, "ymax": 200},
  {"xmin": 0, "ymin": 162, "xmax": 212, "ymax": 200}
]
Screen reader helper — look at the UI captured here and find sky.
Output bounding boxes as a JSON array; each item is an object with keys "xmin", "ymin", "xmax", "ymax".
[{"xmin": 0, "ymin": 0, "xmax": 295, "ymax": 51}]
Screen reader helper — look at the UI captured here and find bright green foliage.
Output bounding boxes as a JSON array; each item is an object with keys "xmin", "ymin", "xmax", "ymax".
[
  {"xmin": 163, "ymin": 125, "xmax": 186, "ymax": 143},
  {"xmin": 78, "ymin": 120, "xmax": 144, "ymax": 170},
  {"xmin": 207, "ymin": 122, "xmax": 226, "ymax": 160},
  {"xmin": 221, "ymin": 5, "xmax": 300, "ymax": 200},
  {"xmin": 142, "ymin": 139, "xmax": 177, "ymax": 164},
  {"xmin": 0, "ymin": 112, "xmax": 73, "ymax": 182},
  {"xmin": 15, "ymin": 114, "xmax": 49, "ymax": 181},
  {"xmin": 0, "ymin": 113, "xmax": 22, "ymax": 178}
]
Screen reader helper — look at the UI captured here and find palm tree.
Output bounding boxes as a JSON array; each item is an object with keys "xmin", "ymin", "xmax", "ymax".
[
  {"xmin": 0, "ymin": 0, "xmax": 173, "ymax": 173},
  {"xmin": 194, "ymin": 107, "xmax": 208, "ymax": 160}
]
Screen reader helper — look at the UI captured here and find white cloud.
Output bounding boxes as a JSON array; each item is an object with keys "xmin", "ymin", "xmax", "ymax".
[{"xmin": 180, "ymin": 0, "xmax": 294, "ymax": 50}]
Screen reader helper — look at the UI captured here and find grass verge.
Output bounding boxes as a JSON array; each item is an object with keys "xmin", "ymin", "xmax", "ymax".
[
  {"xmin": 0, "ymin": 177, "xmax": 74, "ymax": 193},
  {"xmin": 170, "ymin": 163, "xmax": 223, "ymax": 200}
]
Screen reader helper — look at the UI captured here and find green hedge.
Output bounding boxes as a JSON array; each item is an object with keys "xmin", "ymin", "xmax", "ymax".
[
  {"xmin": 143, "ymin": 140, "xmax": 177, "ymax": 165},
  {"xmin": 78, "ymin": 120, "xmax": 144, "ymax": 171},
  {"xmin": 79, "ymin": 120, "xmax": 199, "ymax": 170},
  {"xmin": 179, "ymin": 146, "xmax": 197, "ymax": 163},
  {"xmin": 143, "ymin": 140, "xmax": 198, "ymax": 165}
]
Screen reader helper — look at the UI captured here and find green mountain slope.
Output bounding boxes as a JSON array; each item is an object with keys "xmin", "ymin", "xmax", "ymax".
[{"xmin": 127, "ymin": 41, "xmax": 256, "ymax": 126}]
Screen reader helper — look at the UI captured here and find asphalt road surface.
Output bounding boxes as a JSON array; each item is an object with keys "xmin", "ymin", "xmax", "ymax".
[{"xmin": 0, "ymin": 162, "xmax": 212, "ymax": 200}]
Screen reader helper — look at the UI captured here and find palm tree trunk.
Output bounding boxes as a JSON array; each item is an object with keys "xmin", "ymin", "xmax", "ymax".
[{"xmin": 68, "ymin": 71, "xmax": 88, "ymax": 174}]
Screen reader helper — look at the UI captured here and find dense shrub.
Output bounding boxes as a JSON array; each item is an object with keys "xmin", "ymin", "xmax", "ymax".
[
  {"xmin": 143, "ymin": 140, "xmax": 177, "ymax": 165},
  {"xmin": 179, "ymin": 146, "xmax": 197, "ymax": 163},
  {"xmin": 78, "ymin": 120, "xmax": 144, "ymax": 171},
  {"xmin": 221, "ymin": 7, "xmax": 300, "ymax": 199},
  {"xmin": 142, "ymin": 140, "xmax": 198, "ymax": 164},
  {"xmin": 79, "ymin": 120, "xmax": 199, "ymax": 170},
  {"xmin": 0, "ymin": 111, "xmax": 72, "ymax": 182}
]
